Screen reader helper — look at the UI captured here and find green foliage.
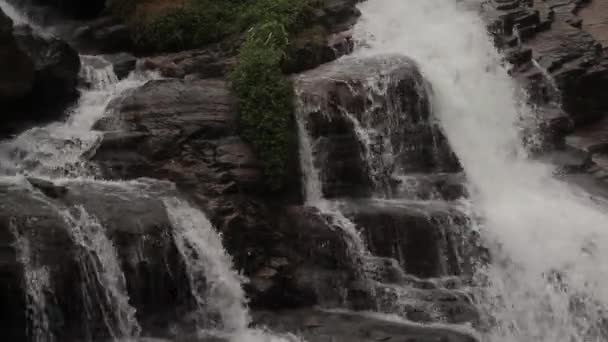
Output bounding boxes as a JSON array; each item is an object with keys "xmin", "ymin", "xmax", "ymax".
[
  {"xmin": 119, "ymin": 0, "xmax": 318, "ymax": 52},
  {"xmin": 231, "ymin": 22, "xmax": 295, "ymax": 190},
  {"xmin": 109, "ymin": 0, "xmax": 322, "ymax": 190}
]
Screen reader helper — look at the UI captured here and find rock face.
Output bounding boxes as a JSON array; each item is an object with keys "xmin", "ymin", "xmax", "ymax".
[
  {"xmin": 0, "ymin": 10, "xmax": 35, "ymax": 100},
  {"xmin": 0, "ymin": 7, "xmax": 80, "ymax": 137},
  {"xmin": 91, "ymin": 54, "xmax": 481, "ymax": 336},
  {"xmin": 483, "ymin": 0, "xmax": 608, "ymax": 187},
  {"xmin": 0, "ymin": 178, "xmax": 193, "ymax": 341},
  {"xmin": 253, "ymin": 309, "xmax": 478, "ymax": 342},
  {"xmin": 295, "ymin": 55, "xmax": 460, "ymax": 198}
]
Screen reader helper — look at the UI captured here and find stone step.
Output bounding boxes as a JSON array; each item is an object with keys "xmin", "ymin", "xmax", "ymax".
[
  {"xmin": 337, "ymin": 198, "xmax": 483, "ymax": 279},
  {"xmin": 391, "ymin": 172, "xmax": 468, "ymax": 201}
]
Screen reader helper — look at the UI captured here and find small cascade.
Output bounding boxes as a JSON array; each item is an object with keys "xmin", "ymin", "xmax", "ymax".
[
  {"xmin": 163, "ymin": 197, "xmax": 250, "ymax": 333},
  {"xmin": 293, "ymin": 52, "xmax": 479, "ymax": 329},
  {"xmin": 0, "ymin": 55, "xmax": 157, "ymax": 178},
  {"xmin": 60, "ymin": 206, "xmax": 141, "ymax": 341},
  {"xmin": 10, "ymin": 219, "xmax": 53, "ymax": 342},
  {"xmin": 294, "ymin": 89, "xmax": 368, "ymax": 260},
  {"xmin": 353, "ymin": 0, "xmax": 608, "ymax": 341},
  {"xmin": 163, "ymin": 197, "xmax": 304, "ymax": 342}
]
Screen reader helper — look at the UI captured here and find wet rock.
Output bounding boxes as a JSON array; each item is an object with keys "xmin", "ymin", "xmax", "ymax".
[
  {"xmin": 0, "ymin": 8, "xmax": 80, "ymax": 137},
  {"xmin": 253, "ymin": 309, "xmax": 479, "ymax": 342},
  {"xmin": 0, "ymin": 178, "xmax": 193, "ymax": 341},
  {"xmin": 72, "ymin": 16, "xmax": 133, "ymax": 54},
  {"xmin": 0, "ymin": 10, "xmax": 34, "ymax": 101},
  {"xmin": 27, "ymin": 176, "xmax": 68, "ymax": 198},
  {"xmin": 103, "ymin": 52, "xmax": 137, "ymax": 79},
  {"xmin": 141, "ymin": 44, "xmax": 237, "ymax": 79},
  {"xmin": 485, "ymin": 0, "xmax": 608, "ymax": 135},
  {"xmin": 340, "ymin": 199, "xmax": 482, "ymax": 278},
  {"xmin": 295, "ymin": 54, "xmax": 460, "ymax": 198},
  {"xmin": 13, "ymin": 25, "xmax": 80, "ymax": 102}
]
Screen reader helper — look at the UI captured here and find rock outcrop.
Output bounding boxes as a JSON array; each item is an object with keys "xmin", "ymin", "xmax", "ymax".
[
  {"xmin": 0, "ymin": 7, "xmax": 80, "ymax": 137},
  {"xmin": 91, "ymin": 54, "xmax": 481, "ymax": 334},
  {"xmin": 295, "ymin": 55, "xmax": 460, "ymax": 198},
  {"xmin": 0, "ymin": 178, "xmax": 192, "ymax": 341},
  {"xmin": 483, "ymin": 0, "xmax": 608, "ymax": 187}
]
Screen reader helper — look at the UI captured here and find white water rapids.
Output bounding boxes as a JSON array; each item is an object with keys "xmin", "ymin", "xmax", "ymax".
[{"xmin": 353, "ymin": 0, "xmax": 608, "ymax": 341}]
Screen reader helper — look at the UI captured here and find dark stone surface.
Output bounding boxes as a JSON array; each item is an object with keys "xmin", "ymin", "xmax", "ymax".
[
  {"xmin": 0, "ymin": 8, "xmax": 80, "ymax": 137},
  {"xmin": 103, "ymin": 52, "xmax": 137, "ymax": 79},
  {"xmin": 295, "ymin": 55, "xmax": 461, "ymax": 198},
  {"xmin": 0, "ymin": 178, "xmax": 193, "ymax": 341},
  {"xmin": 253, "ymin": 309, "xmax": 479, "ymax": 342}
]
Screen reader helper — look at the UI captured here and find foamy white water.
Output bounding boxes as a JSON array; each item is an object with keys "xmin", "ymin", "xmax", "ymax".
[
  {"xmin": 0, "ymin": 55, "xmax": 157, "ymax": 178},
  {"xmin": 354, "ymin": 0, "xmax": 608, "ymax": 341},
  {"xmin": 61, "ymin": 206, "xmax": 141, "ymax": 340},
  {"xmin": 163, "ymin": 197, "xmax": 250, "ymax": 332},
  {"xmin": 0, "ymin": 0, "xmax": 31, "ymax": 25},
  {"xmin": 163, "ymin": 197, "xmax": 305, "ymax": 342},
  {"xmin": 10, "ymin": 219, "xmax": 53, "ymax": 342},
  {"xmin": 294, "ymin": 92, "xmax": 368, "ymax": 257}
]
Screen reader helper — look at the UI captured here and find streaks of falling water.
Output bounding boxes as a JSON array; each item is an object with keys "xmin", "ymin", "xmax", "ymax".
[
  {"xmin": 163, "ymin": 197, "xmax": 250, "ymax": 333},
  {"xmin": 60, "ymin": 206, "xmax": 141, "ymax": 340},
  {"xmin": 354, "ymin": 0, "xmax": 608, "ymax": 341},
  {"xmin": 9, "ymin": 219, "xmax": 54, "ymax": 342},
  {"xmin": 0, "ymin": 55, "xmax": 157, "ymax": 178},
  {"xmin": 0, "ymin": 0, "xmax": 32, "ymax": 25},
  {"xmin": 293, "ymin": 92, "xmax": 368, "ymax": 258},
  {"xmin": 163, "ymin": 197, "xmax": 305, "ymax": 342}
]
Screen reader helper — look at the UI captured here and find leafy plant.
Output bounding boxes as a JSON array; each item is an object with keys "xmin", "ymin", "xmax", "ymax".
[{"xmin": 231, "ymin": 22, "xmax": 295, "ymax": 190}]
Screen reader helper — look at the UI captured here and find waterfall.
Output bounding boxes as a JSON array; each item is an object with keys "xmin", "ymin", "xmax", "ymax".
[
  {"xmin": 10, "ymin": 219, "xmax": 53, "ymax": 342},
  {"xmin": 294, "ymin": 91, "xmax": 368, "ymax": 258},
  {"xmin": 163, "ymin": 197, "xmax": 250, "ymax": 333},
  {"xmin": 354, "ymin": 0, "xmax": 608, "ymax": 341},
  {"xmin": 0, "ymin": 55, "xmax": 156, "ymax": 178},
  {"xmin": 60, "ymin": 206, "xmax": 141, "ymax": 340},
  {"xmin": 163, "ymin": 197, "xmax": 304, "ymax": 342}
]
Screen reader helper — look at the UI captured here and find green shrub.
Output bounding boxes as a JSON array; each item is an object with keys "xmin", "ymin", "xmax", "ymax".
[
  {"xmin": 231, "ymin": 22, "xmax": 295, "ymax": 190},
  {"xmin": 111, "ymin": 0, "xmax": 322, "ymax": 190}
]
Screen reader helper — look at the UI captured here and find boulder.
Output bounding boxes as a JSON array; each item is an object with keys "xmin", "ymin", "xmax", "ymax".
[
  {"xmin": 253, "ymin": 309, "xmax": 479, "ymax": 342},
  {"xmin": 13, "ymin": 25, "xmax": 80, "ymax": 104},
  {"xmin": 0, "ymin": 177, "xmax": 194, "ymax": 341},
  {"xmin": 295, "ymin": 55, "xmax": 460, "ymax": 198},
  {"xmin": 72, "ymin": 16, "xmax": 133, "ymax": 54},
  {"xmin": 0, "ymin": 8, "xmax": 80, "ymax": 137},
  {"xmin": 103, "ymin": 52, "xmax": 137, "ymax": 79},
  {"xmin": 0, "ymin": 10, "xmax": 34, "ymax": 100}
]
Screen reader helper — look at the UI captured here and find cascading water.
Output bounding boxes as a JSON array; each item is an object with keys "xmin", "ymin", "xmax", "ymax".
[
  {"xmin": 60, "ymin": 206, "xmax": 141, "ymax": 340},
  {"xmin": 163, "ymin": 197, "xmax": 250, "ymax": 333},
  {"xmin": 10, "ymin": 218, "xmax": 53, "ymax": 342},
  {"xmin": 353, "ymin": 0, "xmax": 608, "ymax": 341},
  {"xmin": 0, "ymin": 55, "xmax": 154, "ymax": 177},
  {"xmin": 163, "ymin": 197, "xmax": 303, "ymax": 342}
]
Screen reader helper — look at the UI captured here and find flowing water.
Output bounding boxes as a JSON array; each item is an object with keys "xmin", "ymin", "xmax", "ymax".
[
  {"xmin": 0, "ymin": 55, "xmax": 154, "ymax": 177},
  {"xmin": 353, "ymin": 0, "xmax": 608, "ymax": 341},
  {"xmin": 10, "ymin": 218, "xmax": 53, "ymax": 342},
  {"xmin": 60, "ymin": 206, "xmax": 141, "ymax": 340}
]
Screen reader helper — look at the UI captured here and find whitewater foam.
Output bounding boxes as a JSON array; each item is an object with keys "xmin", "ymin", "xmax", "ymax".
[{"xmin": 354, "ymin": 0, "xmax": 608, "ymax": 341}]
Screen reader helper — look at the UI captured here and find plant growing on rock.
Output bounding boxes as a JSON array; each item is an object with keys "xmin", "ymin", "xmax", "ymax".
[{"xmin": 231, "ymin": 22, "xmax": 295, "ymax": 190}]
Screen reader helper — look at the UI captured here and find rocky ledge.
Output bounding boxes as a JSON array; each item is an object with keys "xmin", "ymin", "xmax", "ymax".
[{"xmin": 483, "ymin": 0, "xmax": 608, "ymax": 189}]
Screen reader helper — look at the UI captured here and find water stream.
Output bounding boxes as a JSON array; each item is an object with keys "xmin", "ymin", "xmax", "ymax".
[{"xmin": 353, "ymin": 0, "xmax": 608, "ymax": 341}]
